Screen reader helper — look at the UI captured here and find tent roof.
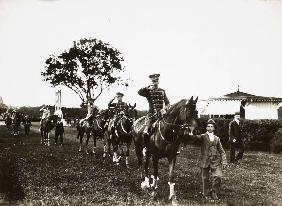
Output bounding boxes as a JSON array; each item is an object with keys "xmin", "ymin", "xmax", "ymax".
[{"xmin": 209, "ymin": 90, "xmax": 282, "ymax": 102}]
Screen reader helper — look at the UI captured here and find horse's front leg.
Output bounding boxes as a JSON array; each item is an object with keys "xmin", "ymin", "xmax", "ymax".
[
  {"xmin": 125, "ymin": 141, "xmax": 131, "ymax": 167},
  {"xmin": 151, "ymin": 155, "xmax": 159, "ymax": 189},
  {"xmin": 112, "ymin": 139, "xmax": 120, "ymax": 165},
  {"xmin": 92, "ymin": 132, "xmax": 97, "ymax": 154},
  {"xmin": 168, "ymin": 156, "xmax": 178, "ymax": 205},
  {"xmin": 85, "ymin": 131, "xmax": 90, "ymax": 155},
  {"xmin": 141, "ymin": 153, "xmax": 151, "ymax": 190},
  {"xmin": 47, "ymin": 132, "xmax": 50, "ymax": 146},
  {"xmin": 79, "ymin": 130, "xmax": 84, "ymax": 152},
  {"xmin": 102, "ymin": 131, "xmax": 108, "ymax": 157}
]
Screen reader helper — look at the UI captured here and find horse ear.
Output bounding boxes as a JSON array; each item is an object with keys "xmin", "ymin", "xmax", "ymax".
[
  {"xmin": 133, "ymin": 103, "xmax": 136, "ymax": 108},
  {"xmin": 194, "ymin": 96, "xmax": 198, "ymax": 103},
  {"xmin": 129, "ymin": 103, "xmax": 132, "ymax": 107}
]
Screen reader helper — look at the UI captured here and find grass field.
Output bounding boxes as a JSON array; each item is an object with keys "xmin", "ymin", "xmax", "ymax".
[{"xmin": 0, "ymin": 123, "xmax": 282, "ymax": 206}]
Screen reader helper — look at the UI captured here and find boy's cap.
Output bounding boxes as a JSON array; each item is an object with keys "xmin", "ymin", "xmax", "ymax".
[{"xmin": 206, "ymin": 119, "xmax": 216, "ymax": 127}]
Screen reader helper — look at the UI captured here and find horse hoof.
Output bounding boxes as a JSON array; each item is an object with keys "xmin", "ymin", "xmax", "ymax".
[
  {"xmin": 103, "ymin": 153, "xmax": 107, "ymax": 158},
  {"xmin": 141, "ymin": 181, "xmax": 150, "ymax": 190}
]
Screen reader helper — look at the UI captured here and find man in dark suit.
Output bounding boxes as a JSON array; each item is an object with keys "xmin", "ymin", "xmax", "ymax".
[
  {"xmin": 229, "ymin": 112, "xmax": 244, "ymax": 163},
  {"xmin": 55, "ymin": 118, "xmax": 64, "ymax": 146}
]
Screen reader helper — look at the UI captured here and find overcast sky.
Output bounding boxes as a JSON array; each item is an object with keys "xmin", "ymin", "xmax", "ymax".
[{"xmin": 0, "ymin": 0, "xmax": 282, "ymax": 110}]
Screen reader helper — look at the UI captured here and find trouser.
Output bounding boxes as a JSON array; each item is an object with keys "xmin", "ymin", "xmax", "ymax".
[
  {"xmin": 24, "ymin": 125, "xmax": 30, "ymax": 135},
  {"xmin": 230, "ymin": 142, "xmax": 245, "ymax": 163},
  {"xmin": 55, "ymin": 133, "xmax": 63, "ymax": 144},
  {"xmin": 201, "ymin": 166, "xmax": 222, "ymax": 196}
]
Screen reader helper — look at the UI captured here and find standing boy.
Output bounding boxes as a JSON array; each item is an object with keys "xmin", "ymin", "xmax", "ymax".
[{"xmin": 191, "ymin": 119, "xmax": 227, "ymax": 200}]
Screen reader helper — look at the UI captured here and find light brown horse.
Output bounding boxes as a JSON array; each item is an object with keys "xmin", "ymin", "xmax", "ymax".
[{"xmin": 132, "ymin": 97, "xmax": 198, "ymax": 204}]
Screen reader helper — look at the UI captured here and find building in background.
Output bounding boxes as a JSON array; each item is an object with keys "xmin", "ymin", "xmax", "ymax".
[{"xmin": 199, "ymin": 89, "xmax": 282, "ymax": 120}]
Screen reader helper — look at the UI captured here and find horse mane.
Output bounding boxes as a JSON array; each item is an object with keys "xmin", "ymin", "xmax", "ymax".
[{"xmin": 165, "ymin": 99, "xmax": 188, "ymax": 123}]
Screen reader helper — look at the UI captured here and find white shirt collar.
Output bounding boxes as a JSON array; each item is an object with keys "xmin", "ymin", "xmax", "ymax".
[{"xmin": 206, "ymin": 131, "xmax": 215, "ymax": 141}]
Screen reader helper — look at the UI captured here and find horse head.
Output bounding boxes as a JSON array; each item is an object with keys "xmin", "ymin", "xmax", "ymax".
[
  {"xmin": 186, "ymin": 96, "xmax": 198, "ymax": 134},
  {"xmin": 126, "ymin": 103, "xmax": 137, "ymax": 122},
  {"xmin": 165, "ymin": 97, "xmax": 198, "ymax": 136}
]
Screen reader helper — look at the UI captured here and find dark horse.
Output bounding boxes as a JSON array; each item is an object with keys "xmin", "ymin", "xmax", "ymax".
[
  {"xmin": 40, "ymin": 115, "xmax": 60, "ymax": 146},
  {"xmin": 108, "ymin": 104, "xmax": 137, "ymax": 166},
  {"xmin": 77, "ymin": 111, "xmax": 108, "ymax": 155},
  {"xmin": 132, "ymin": 97, "xmax": 198, "ymax": 204}
]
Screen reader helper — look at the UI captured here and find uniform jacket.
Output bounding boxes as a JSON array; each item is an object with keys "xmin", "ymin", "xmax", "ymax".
[
  {"xmin": 40, "ymin": 108, "xmax": 50, "ymax": 119},
  {"xmin": 229, "ymin": 120, "xmax": 241, "ymax": 143},
  {"xmin": 191, "ymin": 133, "xmax": 227, "ymax": 168},
  {"xmin": 108, "ymin": 100, "xmax": 128, "ymax": 115},
  {"xmin": 138, "ymin": 86, "xmax": 170, "ymax": 113}
]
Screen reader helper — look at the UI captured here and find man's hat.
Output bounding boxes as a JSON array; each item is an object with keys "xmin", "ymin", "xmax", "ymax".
[
  {"xmin": 116, "ymin": 92, "xmax": 124, "ymax": 97},
  {"xmin": 149, "ymin": 74, "xmax": 160, "ymax": 81},
  {"xmin": 206, "ymin": 119, "xmax": 216, "ymax": 127},
  {"xmin": 234, "ymin": 111, "xmax": 241, "ymax": 116}
]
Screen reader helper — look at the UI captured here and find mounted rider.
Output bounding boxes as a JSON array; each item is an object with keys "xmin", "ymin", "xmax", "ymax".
[
  {"xmin": 138, "ymin": 73, "xmax": 170, "ymax": 155},
  {"xmin": 108, "ymin": 92, "xmax": 129, "ymax": 122},
  {"xmin": 80, "ymin": 99, "xmax": 100, "ymax": 126},
  {"xmin": 39, "ymin": 105, "xmax": 51, "ymax": 130}
]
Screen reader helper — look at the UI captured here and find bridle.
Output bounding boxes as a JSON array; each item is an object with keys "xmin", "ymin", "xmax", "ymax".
[{"xmin": 158, "ymin": 102, "xmax": 197, "ymax": 143}]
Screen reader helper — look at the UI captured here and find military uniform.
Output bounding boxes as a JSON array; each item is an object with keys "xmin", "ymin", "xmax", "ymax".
[
  {"xmin": 108, "ymin": 92, "xmax": 128, "ymax": 129},
  {"xmin": 138, "ymin": 74, "xmax": 170, "ymax": 135},
  {"xmin": 108, "ymin": 100, "xmax": 128, "ymax": 116}
]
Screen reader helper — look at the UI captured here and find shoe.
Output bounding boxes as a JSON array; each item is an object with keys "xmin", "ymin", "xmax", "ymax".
[{"xmin": 211, "ymin": 191, "xmax": 219, "ymax": 200}]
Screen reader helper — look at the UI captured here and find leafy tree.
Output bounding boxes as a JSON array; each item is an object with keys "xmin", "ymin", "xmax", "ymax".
[{"xmin": 42, "ymin": 38, "xmax": 128, "ymax": 106}]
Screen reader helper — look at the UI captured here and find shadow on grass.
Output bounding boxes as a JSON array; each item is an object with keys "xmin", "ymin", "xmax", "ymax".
[{"xmin": 0, "ymin": 157, "xmax": 25, "ymax": 201}]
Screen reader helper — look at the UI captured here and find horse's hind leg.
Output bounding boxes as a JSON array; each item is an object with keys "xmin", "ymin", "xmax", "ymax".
[{"xmin": 125, "ymin": 142, "xmax": 130, "ymax": 167}]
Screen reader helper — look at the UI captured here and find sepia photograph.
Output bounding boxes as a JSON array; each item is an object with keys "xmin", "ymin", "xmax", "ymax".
[{"xmin": 0, "ymin": 0, "xmax": 282, "ymax": 205}]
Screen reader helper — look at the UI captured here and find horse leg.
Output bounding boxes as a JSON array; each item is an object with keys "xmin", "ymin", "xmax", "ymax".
[
  {"xmin": 47, "ymin": 132, "xmax": 50, "ymax": 146},
  {"xmin": 79, "ymin": 130, "xmax": 84, "ymax": 152},
  {"xmin": 85, "ymin": 131, "xmax": 90, "ymax": 155},
  {"xmin": 112, "ymin": 140, "xmax": 120, "ymax": 165},
  {"xmin": 141, "ymin": 153, "xmax": 151, "ymax": 190},
  {"xmin": 168, "ymin": 156, "xmax": 178, "ymax": 205},
  {"xmin": 125, "ymin": 142, "xmax": 130, "ymax": 167},
  {"xmin": 103, "ymin": 132, "xmax": 108, "ymax": 158},
  {"xmin": 151, "ymin": 155, "xmax": 159, "ymax": 189},
  {"xmin": 92, "ymin": 134, "xmax": 96, "ymax": 154}
]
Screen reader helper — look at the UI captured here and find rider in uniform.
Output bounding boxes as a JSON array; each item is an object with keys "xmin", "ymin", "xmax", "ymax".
[
  {"xmin": 108, "ymin": 92, "xmax": 128, "ymax": 123},
  {"xmin": 138, "ymin": 74, "xmax": 170, "ymax": 155},
  {"xmin": 80, "ymin": 100, "xmax": 100, "ymax": 126},
  {"xmin": 39, "ymin": 105, "xmax": 51, "ymax": 130}
]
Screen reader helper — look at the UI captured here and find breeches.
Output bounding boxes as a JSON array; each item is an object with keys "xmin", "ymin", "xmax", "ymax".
[{"xmin": 201, "ymin": 167, "xmax": 222, "ymax": 195}]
